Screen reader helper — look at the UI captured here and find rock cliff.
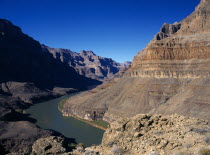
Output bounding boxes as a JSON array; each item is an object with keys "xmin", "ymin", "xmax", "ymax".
[
  {"xmin": 0, "ymin": 19, "xmax": 100, "ymax": 154},
  {"xmin": 0, "ymin": 19, "xmax": 100, "ymax": 90},
  {"xmin": 63, "ymin": 0, "xmax": 210, "ymax": 122},
  {"xmin": 43, "ymin": 45, "xmax": 131, "ymax": 81}
]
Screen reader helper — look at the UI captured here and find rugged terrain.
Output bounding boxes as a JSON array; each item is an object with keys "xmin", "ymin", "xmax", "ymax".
[
  {"xmin": 81, "ymin": 114, "xmax": 210, "ymax": 155},
  {"xmin": 44, "ymin": 45, "xmax": 131, "ymax": 81},
  {"xmin": 2, "ymin": 0, "xmax": 210, "ymax": 154},
  {"xmin": 25, "ymin": 114, "xmax": 210, "ymax": 155},
  {"xmin": 0, "ymin": 19, "xmax": 99, "ymax": 154},
  {"xmin": 62, "ymin": 0, "xmax": 210, "ymax": 122}
]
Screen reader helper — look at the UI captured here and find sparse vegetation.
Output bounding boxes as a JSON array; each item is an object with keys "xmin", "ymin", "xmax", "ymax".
[
  {"xmin": 198, "ymin": 148, "xmax": 210, "ymax": 155},
  {"xmin": 15, "ymin": 108, "xmax": 23, "ymax": 113},
  {"xmin": 68, "ymin": 143, "xmax": 77, "ymax": 148},
  {"xmin": 70, "ymin": 115, "xmax": 109, "ymax": 130},
  {"xmin": 91, "ymin": 120, "xmax": 109, "ymax": 129},
  {"xmin": 58, "ymin": 98, "xmax": 68, "ymax": 110}
]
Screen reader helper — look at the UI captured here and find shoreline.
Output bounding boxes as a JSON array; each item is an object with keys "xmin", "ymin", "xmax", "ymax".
[{"xmin": 58, "ymin": 102, "xmax": 108, "ymax": 131}]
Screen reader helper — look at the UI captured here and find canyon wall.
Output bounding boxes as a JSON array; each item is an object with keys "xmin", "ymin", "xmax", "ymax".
[
  {"xmin": 44, "ymin": 46, "xmax": 131, "ymax": 81},
  {"xmin": 63, "ymin": 0, "xmax": 210, "ymax": 122}
]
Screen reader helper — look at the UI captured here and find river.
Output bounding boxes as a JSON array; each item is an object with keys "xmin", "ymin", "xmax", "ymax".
[{"xmin": 26, "ymin": 95, "xmax": 104, "ymax": 147}]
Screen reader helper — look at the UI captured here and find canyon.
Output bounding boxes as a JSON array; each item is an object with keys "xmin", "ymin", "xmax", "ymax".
[
  {"xmin": 1, "ymin": 0, "xmax": 210, "ymax": 154},
  {"xmin": 62, "ymin": 0, "xmax": 210, "ymax": 123},
  {"xmin": 0, "ymin": 19, "xmax": 128, "ymax": 154}
]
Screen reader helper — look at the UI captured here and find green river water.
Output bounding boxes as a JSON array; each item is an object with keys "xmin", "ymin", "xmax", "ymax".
[{"xmin": 26, "ymin": 95, "xmax": 104, "ymax": 147}]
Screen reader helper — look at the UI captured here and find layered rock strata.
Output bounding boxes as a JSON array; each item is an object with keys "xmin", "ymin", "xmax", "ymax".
[{"xmin": 63, "ymin": 0, "xmax": 210, "ymax": 122}]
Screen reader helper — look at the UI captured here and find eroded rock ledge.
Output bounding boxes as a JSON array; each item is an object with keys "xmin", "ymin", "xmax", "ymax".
[{"xmin": 83, "ymin": 114, "xmax": 210, "ymax": 155}]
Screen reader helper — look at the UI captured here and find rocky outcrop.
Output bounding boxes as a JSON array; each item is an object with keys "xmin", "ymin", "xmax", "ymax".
[
  {"xmin": 84, "ymin": 114, "xmax": 210, "ymax": 155},
  {"xmin": 155, "ymin": 22, "xmax": 181, "ymax": 40},
  {"xmin": 0, "ymin": 121, "xmax": 53, "ymax": 154},
  {"xmin": 43, "ymin": 45, "xmax": 131, "ymax": 81},
  {"xmin": 0, "ymin": 81, "xmax": 78, "ymax": 104},
  {"xmin": 0, "ymin": 82, "xmax": 54, "ymax": 103},
  {"xmin": 7, "ymin": 114, "xmax": 209, "ymax": 155},
  {"xmin": 62, "ymin": 0, "xmax": 210, "ymax": 122},
  {"xmin": 31, "ymin": 136, "xmax": 73, "ymax": 155}
]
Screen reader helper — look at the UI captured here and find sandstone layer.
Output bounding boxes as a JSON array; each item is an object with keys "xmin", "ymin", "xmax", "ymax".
[{"xmin": 63, "ymin": 0, "xmax": 210, "ymax": 122}]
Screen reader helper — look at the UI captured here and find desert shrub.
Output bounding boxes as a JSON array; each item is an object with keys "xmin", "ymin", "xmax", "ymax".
[
  {"xmin": 198, "ymin": 148, "xmax": 210, "ymax": 155},
  {"xmin": 68, "ymin": 143, "xmax": 77, "ymax": 148}
]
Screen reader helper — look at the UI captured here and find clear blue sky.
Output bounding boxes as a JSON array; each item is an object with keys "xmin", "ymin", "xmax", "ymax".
[{"xmin": 0, "ymin": 0, "xmax": 200, "ymax": 63}]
